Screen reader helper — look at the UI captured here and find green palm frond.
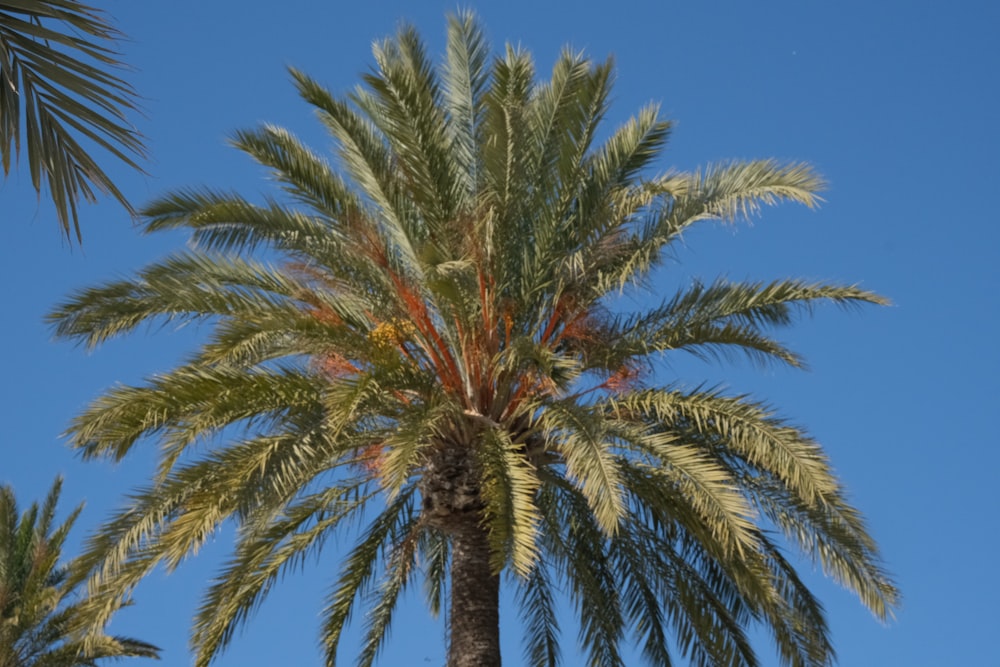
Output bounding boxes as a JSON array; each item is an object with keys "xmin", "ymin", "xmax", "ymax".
[
  {"xmin": 193, "ymin": 482, "xmax": 374, "ymax": 666},
  {"xmin": 66, "ymin": 363, "xmax": 327, "ymax": 464},
  {"xmin": 516, "ymin": 558, "xmax": 561, "ymax": 667},
  {"xmin": 419, "ymin": 528, "xmax": 449, "ymax": 617},
  {"xmin": 685, "ymin": 160, "xmax": 824, "ymax": 218},
  {"xmin": 0, "ymin": 478, "xmax": 159, "ymax": 666},
  {"xmin": 750, "ymin": 473, "xmax": 898, "ymax": 622},
  {"xmin": 48, "ymin": 251, "xmax": 315, "ymax": 348},
  {"xmin": 537, "ymin": 480, "xmax": 625, "ymax": 667},
  {"xmin": 0, "ymin": 1, "xmax": 145, "ymax": 242},
  {"xmin": 320, "ymin": 490, "xmax": 417, "ymax": 667},
  {"xmin": 355, "ymin": 517, "xmax": 421, "ymax": 667}
]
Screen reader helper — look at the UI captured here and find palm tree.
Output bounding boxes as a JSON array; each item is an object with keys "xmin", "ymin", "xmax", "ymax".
[
  {"xmin": 0, "ymin": 0, "xmax": 145, "ymax": 242},
  {"xmin": 0, "ymin": 477, "xmax": 159, "ymax": 666},
  {"xmin": 48, "ymin": 12, "xmax": 898, "ymax": 667}
]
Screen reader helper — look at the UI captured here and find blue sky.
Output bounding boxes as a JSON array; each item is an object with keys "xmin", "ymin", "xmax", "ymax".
[{"xmin": 2, "ymin": 0, "xmax": 998, "ymax": 665}]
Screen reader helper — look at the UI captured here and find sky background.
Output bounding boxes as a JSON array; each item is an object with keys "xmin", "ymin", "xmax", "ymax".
[{"xmin": 2, "ymin": 1, "xmax": 998, "ymax": 665}]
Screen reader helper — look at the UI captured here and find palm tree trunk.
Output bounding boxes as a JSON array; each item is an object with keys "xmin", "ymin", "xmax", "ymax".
[{"xmin": 447, "ymin": 517, "xmax": 501, "ymax": 667}]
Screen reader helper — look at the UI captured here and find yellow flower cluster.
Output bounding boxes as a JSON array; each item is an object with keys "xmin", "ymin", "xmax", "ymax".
[{"xmin": 367, "ymin": 318, "xmax": 416, "ymax": 351}]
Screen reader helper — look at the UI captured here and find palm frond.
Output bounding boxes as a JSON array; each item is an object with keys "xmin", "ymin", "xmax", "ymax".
[
  {"xmin": 539, "ymin": 399, "xmax": 626, "ymax": 535},
  {"xmin": 364, "ymin": 24, "xmax": 458, "ymax": 234},
  {"xmin": 516, "ymin": 559, "xmax": 561, "ymax": 667},
  {"xmin": 0, "ymin": 1, "xmax": 145, "ymax": 241},
  {"xmin": 442, "ymin": 10, "xmax": 490, "ymax": 202},
  {"xmin": 751, "ymin": 474, "xmax": 899, "ymax": 621},
  {"xmin": 603, "ymin": 161, "xmax": 826, "ymax": 290},
  {"xmin": 613, "ymin": 388, "xmax": 841, "ymax": 505},
  {"xmin": 478, "ymin": 425, "xmax": 542, "ymax": 576},
  {"xmin": 356, "ymin": 515, "xmax": 421, "ymax": 667},
  {"xmin": 538, "ymin": 480, "xmax": 625, "ymax": 667},
  {"xmin": 320, "ymin": 489, "xmax": 417, "ymax": 667},
  {"xmin": 419, "ymin": 528, "xmax": 449, "ymax": 617},
  {"xmin": 480, "ymin": 44, "xmax": 534, "ymax": 290},
  {"xmin": 672, "ymin": 160, "xmax": 824, "ymax": 224},
  {"xmin": 48, "ymin": 251, "xmax": 314, "ymax": 348},
  {"xmin": 192, "ymin": 483, "xmax": 374, "ymax": 667},
  {"xmin": 0, "ymin": 478, "xmax": 159, "ymax": 664},
  {"xmin": 65, "ymin": 363, "xmax": 325, "ymax": 465}
]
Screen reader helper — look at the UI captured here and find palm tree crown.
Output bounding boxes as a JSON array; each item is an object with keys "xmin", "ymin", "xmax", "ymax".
[
  {"xmin": 0, "ymin": 477, "xmax": 159, "ymax": 666},
  {"xmin": 49, "ymin": 12, "xmax": 897, "ymax": 667},
  {"xmin": 0, "ymin": 0, "xmax": 145, "ymax": 242}
]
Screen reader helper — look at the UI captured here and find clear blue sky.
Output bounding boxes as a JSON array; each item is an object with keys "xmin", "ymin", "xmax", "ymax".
[{"xmin": 3, "ymin": 1, "xmax": 998, "ymax": 665}]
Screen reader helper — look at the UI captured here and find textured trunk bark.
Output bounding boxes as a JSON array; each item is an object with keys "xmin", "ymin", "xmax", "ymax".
[{"xmin": 447, "ymin": 518, "xmax": 501, "ymax": 667}]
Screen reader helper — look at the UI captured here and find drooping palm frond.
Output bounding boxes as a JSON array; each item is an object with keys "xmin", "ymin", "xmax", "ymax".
[
  {"xmin": 0, "ymin": 0, "xmax": 145, "ymax": 242},
  {"xmin": 0, "ymin": 477, "xmax": 159, "ymax": 666},
  {"xmin": 49, "ymin": 11, "xmax": 897, "ymax": 667}
]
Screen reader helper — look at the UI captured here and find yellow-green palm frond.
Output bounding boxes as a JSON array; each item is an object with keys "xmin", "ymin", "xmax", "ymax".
[
  {"xmin": 587, "ymin": 279, "xmax": 887, "ymax": 373},
  {"xmin": 48, "ymin": 251, "xmax": 315, "ymax": 349},
  {"xmin": 537, "ymin": 399, "xmax": 627, "ymax": 535},
  {"xmin": 442, "ymin": 10, "xmax": 490, "ymax": 201},
  {"xmin": 478, "ymin": 425, "xmax": 542, "ymax": 576},
  {"xmin": 602, "ymin": 161, "xmax": 826, "ymax": 291},
  {"xmin": 611, "ymin": 388, "xmax": 840, "ymax": 505}
]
